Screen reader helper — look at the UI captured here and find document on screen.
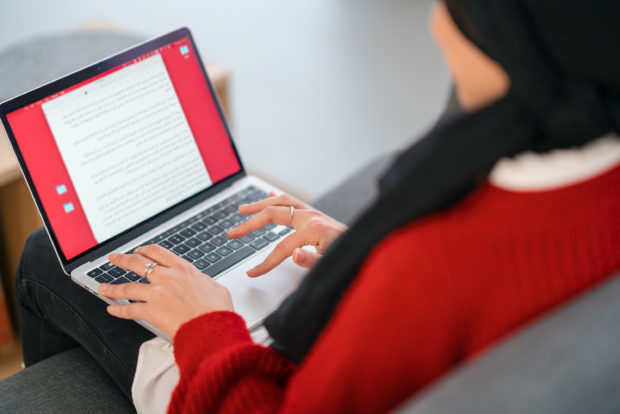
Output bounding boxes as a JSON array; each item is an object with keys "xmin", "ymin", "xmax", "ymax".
[{"xmin": 42, "ymin": 54, "xmax": 211, "ymax": 243}]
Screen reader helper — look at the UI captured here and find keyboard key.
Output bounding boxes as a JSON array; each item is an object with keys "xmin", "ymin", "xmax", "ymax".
[
  {"xmin": 202, "ymin": 216, "xmax": 218, "ymax": 226},
  {"xmin": 208, "ymin": 225, "xmax": 224, "ymax": 236},
  {"xmin": 214, "ymin": 211, "xmax": 228, "ymax": 220},
  {"xmin": 240, "ymin": 234, "xmax": 255, "ymax": 243},
  {"xmin": 263, "ymin": 231, "xmax": 279, "ymax": 242},
  {"xmin": 223, "ymin": 204, "xmax": 237, "ymax": 214},
  {"xmin": 139, "ymin": 278, "xmax": 150, "ymax": 284},
  {"xmin": 87, "ymin": 268, "xmax": 103, "ymax": 278},
  {"xmin": 100, "ymin": 262, "xmax": 114, "ymax": 271},
  {"xmin": 188, "ymin": 249, "xmax": 205, "ymax": 260},
  {"xmin": 250, "ymin": 238, "xmax": 269, "ymax": 250},
  {"xmin": 180, "ymin": 228, "xmax": 196, "ymax": 238},
  {"xmin": 110, "ymin": 277, "xmax": 130, "ymax": 285},
  {"xmin": 173, "ymin": 244, "xmax": 190, "ymax": 255},
  {"xmin": 159, "ymin": 240, "xmax": 174, "ymax": 249},
  {"xmin": 168, "ymin": 234, "xmax": 185, "ymax": 244},
  {"xmin": 252, "ymin": 228, "xmax": 267, "ymax": 237},
  {"xmin": 151, "ymin": 234, "xmax": 167, "ymax": 243},
  {"xmin": 228, "ymin": 240, "xmax": 244, "ymax": 250},
  {"xmin": 279, "ymin": 227, "xmax": 293, "ymax": 236},
  {"xmin": 203, "ymin": 246, "xmax": 255, "ymax": 277},
  {"xmin": 191, "ymin": 222, "xmax": 207, "ymax": 232},
  {"xmin": 126, "ymin": 272, "xmax": 140, "ymax": 282},
  {"xmin": 248, "ymin": 191, "xmax": 266, "ymax": 202},
  {"xmin": 264, "ymin": 223, "xmax": 277, "ymax": 230},
  {"xmin": 219, "ymin": 219, "xmax": 234, "ymax": 229},
  {"xmin": 193, "ymin": 258, "xmax": 209, "ymax": 270},
  {"xmin": 199, "ymin": 243, "xmax": 216, "ymax": 253},
  {"xmin": 95, "ymin": 273, "xmax": 113, "ymax": 283},
  {"xmin": 196, "ymin": 231, "xmax": 212, "ymax": 241},
  {"xmin": 185, "ymin": 238, "xmax": 201, "ymax": 248},
  {"xmin": 162, "ymin": 228, "xmax": 176, "ymax": 239},
  {"xmin": 181, "ymin": 255, "xmax": 195, "ymax": 263},
  {"xmin": 216, "ymin": 246, "xmax": 233, "ymax": 256},
  {"xmin": 206, "ymin": 253, "xmax": 222, "ymax": 263},
  {"xmin": 108, "ymin": 267, "xmax": 127, "ymax": 278},
  {"xmin": 211, "ymin": 236, "xmax": 227, "ymax": 246},
  {"xmin": 230, "ymin": 213, "xmax": 246, "ymax": 223}
]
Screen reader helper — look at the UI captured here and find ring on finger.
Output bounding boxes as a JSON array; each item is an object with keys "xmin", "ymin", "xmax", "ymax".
[
  {"xmin": 289, "ymin": 205, "xmax": 295, "ymax": 227},
  {"xmin": 144, "ymin": 261, "xmax": 159, "ymax": 279}
]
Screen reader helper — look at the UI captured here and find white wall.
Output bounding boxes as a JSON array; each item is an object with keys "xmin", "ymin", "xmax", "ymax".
[{"xmin": 0, "ymin": 0, "xmax": 450, "ymax": 200}]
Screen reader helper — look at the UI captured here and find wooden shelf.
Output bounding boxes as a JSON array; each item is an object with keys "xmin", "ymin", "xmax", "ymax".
[{"xmin": 0, "ymin": 129, "xmax": 20, "ymax": 188}]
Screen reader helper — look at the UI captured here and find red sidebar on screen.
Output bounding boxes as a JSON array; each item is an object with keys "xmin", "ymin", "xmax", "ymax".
[{"xmin": 6, "ymin": 37, "xmax": 241, "ymax": 261}]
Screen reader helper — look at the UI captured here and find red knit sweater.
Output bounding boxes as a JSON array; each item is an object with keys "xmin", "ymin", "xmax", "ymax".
[{"xmin": 169, "ymin": 164, "xmax": 620, "ymax": 414}]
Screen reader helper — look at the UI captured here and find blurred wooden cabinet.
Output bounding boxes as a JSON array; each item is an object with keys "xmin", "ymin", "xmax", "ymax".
[
  {"xmin": 0, "ymin": 63, "xmax": 230, "ymax": 332},
  {"xmin": 0, "ymin": 133, "xmax": 39, "ymax": 332}
]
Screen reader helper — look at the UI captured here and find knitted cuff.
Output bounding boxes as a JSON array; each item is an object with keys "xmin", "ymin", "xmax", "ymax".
[{"xmin": 173, "ymin": 311, "xmax": 252, "ymax": 377}]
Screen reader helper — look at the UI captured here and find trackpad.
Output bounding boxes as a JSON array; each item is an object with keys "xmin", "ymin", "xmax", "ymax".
[{"xmin": 217, "ymin": 254, "xmax": 307, "ymax": 328}]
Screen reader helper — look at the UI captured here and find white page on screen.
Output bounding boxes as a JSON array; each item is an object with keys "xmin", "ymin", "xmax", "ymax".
[{"xmin": 42, "ymin": 54, "xmax": 211, "ymax": 243}]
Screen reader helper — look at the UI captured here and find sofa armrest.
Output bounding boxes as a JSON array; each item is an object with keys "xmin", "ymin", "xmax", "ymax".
[
  {"xmin": 396, "ymin": 273, "xmax": 620, "ymax": 414},
  {"xmin": 312, "ymin": 154, "xmax": 394, "ymax": 225},
  {"xmin": 0, "ymin": 347, "xmax": 135, "ymax": 413}
]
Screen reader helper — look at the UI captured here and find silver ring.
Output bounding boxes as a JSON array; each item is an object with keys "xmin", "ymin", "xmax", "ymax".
[
  {"xmin": 288, "ymin": 205, "xmax": 295, "ymax": 227},
  {"xmin": 144, "ymin": 261, "xmax": 159, "ymax": 279}
]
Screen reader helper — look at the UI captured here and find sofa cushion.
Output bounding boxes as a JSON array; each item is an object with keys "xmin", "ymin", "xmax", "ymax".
[{"xmin": 0, "ymin": 346, "xmax": 135, "ymax": 413}]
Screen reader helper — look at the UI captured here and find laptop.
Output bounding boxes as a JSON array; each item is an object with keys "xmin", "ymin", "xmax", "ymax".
[{"xmin": 0, "ymin": 27, "xmax": 306, "ymax": 340}]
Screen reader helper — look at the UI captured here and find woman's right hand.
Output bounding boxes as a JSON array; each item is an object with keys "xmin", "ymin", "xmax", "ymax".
[{"xmin": 227, "ymin": 192, "xmax": 347, "ymax": 277}]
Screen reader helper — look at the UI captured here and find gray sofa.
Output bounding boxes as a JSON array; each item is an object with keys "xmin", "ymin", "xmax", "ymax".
[{"xmin": 2, "ymin": 32, "xmax": 620, "ymax": 414}]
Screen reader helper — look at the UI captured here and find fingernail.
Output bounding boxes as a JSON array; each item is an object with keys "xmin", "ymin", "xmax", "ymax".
[
  {"xmin": 106, "ymin": 305, "xmax": 114, "ymax": 314},
  {"xmin": 109, "ymin": 253, "xmax": 119, "ymax": 260},
  {"xmin": 99, "ymin": 284, "xmax": 108, "ymax": 293},
  {"xmin": 294, "ymin": 248, "xmax": 303, "ymax": 261},
  {"xmin": 246, "ymin": 268, "xmax": 256, "ymax": 277}
]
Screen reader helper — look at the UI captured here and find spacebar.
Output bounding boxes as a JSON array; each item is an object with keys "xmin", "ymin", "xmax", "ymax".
[{"xmin": 204, "ymin": 246, "xmax": 255, "ymax": 277}]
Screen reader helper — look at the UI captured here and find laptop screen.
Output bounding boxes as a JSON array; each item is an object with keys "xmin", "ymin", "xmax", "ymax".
[{"xmin": 6, "ymin": 35, "xmax": 241, "ymax": 261}]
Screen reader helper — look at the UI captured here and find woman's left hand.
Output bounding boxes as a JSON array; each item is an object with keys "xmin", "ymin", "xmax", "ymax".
[{"xmin": 98, "ymin": 244, "xmax": 234, "ymax": 339}]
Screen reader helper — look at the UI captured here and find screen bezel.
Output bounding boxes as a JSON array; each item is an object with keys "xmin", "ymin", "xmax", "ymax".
[{"xmin": 0, "ymin": 27, "xmax": 246, "ymax": 273}]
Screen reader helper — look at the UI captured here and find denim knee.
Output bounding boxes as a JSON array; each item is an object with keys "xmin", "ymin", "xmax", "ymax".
[{"xmin": 15, "ymin": 227, "xmax": 59, "ymax": 308}]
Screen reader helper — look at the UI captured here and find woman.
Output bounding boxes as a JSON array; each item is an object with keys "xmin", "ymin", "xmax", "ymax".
[{"xmin": 17, "ymin": 0, "xmax": 620, "ymax": 412}]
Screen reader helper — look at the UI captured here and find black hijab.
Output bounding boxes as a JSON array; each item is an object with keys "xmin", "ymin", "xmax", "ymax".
[{"xmin": 265, "ymin": 0, "xmax": 620, "ymax": 365}]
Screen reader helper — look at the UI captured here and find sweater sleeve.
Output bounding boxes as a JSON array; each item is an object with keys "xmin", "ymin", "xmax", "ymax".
[{"xmin": 168, "ymin": 311, "xmax": 296, "ymax": 414}]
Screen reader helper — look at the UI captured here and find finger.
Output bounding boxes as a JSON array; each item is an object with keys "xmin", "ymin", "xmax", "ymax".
[
  {"xmin": 106, "ymin": 301, "xmax": 150, "ymax": 321},
  {"xmin": 239, "ymin": 193, "xmax": 308, "ymax": 215},
  {"xmin": 109, "ymin": 252, "xmax": 165, "ymax": 281},
  {"xmin": 247, "ymin": 231, "xmax": 305, "ymax": 277},
  {"xmin": 98, "ymin": 281, "xmax": 151, "ymax": 301},
  {"xmin": 135, "ymin": 244, "xmax": 183, "ymax": 268},
  {"xmin": 292, "ymin": 248, "xmax": 321, "ymax": 268},
  {"xmin": 228, "ymin": 206, "xmax": 291, "ymax": 238}
]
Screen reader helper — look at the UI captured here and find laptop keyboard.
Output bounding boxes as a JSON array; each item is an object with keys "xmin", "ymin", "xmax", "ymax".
[{"xmin": 85, "ymin": 185, "xmax": 293, "ymax": 285}]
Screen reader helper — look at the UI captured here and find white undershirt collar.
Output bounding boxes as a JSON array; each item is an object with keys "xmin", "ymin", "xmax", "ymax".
[{"xmin": 489, "ymin": 133, "xmax": 620, "ymax": 192}]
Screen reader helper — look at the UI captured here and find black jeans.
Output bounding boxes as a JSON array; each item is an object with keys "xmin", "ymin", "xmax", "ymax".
[{"xmin": 16, "ymin": 228, "xmax": 154, "ymax": 399}]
